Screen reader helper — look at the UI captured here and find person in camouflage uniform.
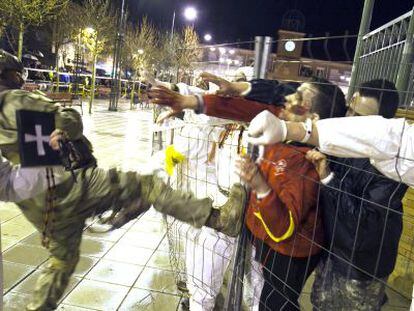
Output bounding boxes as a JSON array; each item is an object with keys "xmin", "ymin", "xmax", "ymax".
[{"xmin": 0, "ymin": 50, "xmax": 245, "ymax": 311}]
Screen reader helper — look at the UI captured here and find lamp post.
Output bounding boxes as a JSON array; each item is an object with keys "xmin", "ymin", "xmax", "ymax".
[{"xmin": 171, "ymin": 6, "xmax": 198, "ymax": 39}]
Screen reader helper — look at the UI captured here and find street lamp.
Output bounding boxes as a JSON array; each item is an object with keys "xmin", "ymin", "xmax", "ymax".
[
  {"xmin": 204, "ymin": 33, "xmax": 212, "ymax": 42},
  {"xmin": 184, "ymin": 7, "xmax": 197, "ymax": 21},
  {"xmin": 219, "ymin": 47, "xmax": 226, "ymax": 54},
  {"xmin": 171, "ymin": 6, "xmax": 198, "ymax": 41},
  {"xmin": 84, "ymin": 27, "xmax": 95, "ymax": 35}
]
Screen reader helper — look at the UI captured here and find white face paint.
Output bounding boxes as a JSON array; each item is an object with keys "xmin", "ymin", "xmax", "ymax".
[
  {"xmin": 280, "ymin": 83, "xmax": 319, "ymax": 122},
  {"xmin": 347, "ymin": 92, "xmax": 380, "ymax": 116}
]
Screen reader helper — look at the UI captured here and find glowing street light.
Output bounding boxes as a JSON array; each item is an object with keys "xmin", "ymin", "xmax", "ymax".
[
  {"xmin": 184, "ymin": 7, "xmax": 197, "ymax": 21},
  {"xmin": 84, "ymin": 27, "xmax": 95, "ymax": 35},
  {"xmin": 219, "ymin": 47, "xmax": 226, "ymax": 54},
  {"xmin": 204, "ymin": 34, "xmax": 212, "ymax": 42}
]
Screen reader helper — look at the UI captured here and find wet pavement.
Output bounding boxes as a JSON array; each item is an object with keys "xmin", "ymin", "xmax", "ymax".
[
  {"xmin": 0, "ymin": 99, "xmax": 411, "ymax": 310},
  {"xmin": 1, "ymin": 100, "xmax": 182, "ymax": 311}
]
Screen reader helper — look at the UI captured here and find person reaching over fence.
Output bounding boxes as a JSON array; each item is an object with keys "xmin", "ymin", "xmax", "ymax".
[
  {"xmin": 154, "ymin": 77, "xmax": 239, "ymax": 311},
  {"xmin": 236, "ymin": 78, "xmax": 347, "ymax": 311},
  {"xmin": 307, "ymin": 79, "xmax": 407, "ymax": 311}
]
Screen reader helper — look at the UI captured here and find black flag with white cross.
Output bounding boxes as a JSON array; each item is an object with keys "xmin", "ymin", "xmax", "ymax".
[{"xmin": 16, "ymin": 110, "xmax": 61, "ymax": 167}]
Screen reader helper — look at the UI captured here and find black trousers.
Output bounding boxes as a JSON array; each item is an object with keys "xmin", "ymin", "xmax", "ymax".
[{"xmin": 256, "ymin": 242, "xmax": 321, "ymax": 311}]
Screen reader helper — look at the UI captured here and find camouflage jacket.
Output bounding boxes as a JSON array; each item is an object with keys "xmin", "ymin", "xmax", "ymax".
[{"xmin": 0, "ymin": 85, "xmax": 83, "ymax": 164}]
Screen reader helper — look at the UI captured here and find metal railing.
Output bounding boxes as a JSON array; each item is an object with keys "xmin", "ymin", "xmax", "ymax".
[{"xmin": 352, "ymin": 8, "xmax": 414, "ymax": 106}]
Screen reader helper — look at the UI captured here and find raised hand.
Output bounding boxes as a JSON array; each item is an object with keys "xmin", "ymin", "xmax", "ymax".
[
  {"xmin": 247, "ymin": 111, "xmax": 287, "ymax": 145},
  {"xmin": 200, "ymin": 72, "xmax": 248, "ymax": 97},
  {"xmin": 235, "ymin": 154, "xmax": 270, "ymax": 195},
  {"xmin": 305, "ymin": 149, "xmax": 331, "ymax": 179},
  {"xmin": 148, "ymin": 86, "xmax": 197, "ymax": 113}
]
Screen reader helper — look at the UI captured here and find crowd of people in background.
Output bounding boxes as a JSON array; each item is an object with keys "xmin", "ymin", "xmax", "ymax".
[{"xmin": 0, "ymin": 47, "xmax": 413, "ymax": 311}]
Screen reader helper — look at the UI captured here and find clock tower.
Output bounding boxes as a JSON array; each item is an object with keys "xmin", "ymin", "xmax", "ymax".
[{"xmin": 276, "ymin": 29, "xmax": 305, "ymax": 59}]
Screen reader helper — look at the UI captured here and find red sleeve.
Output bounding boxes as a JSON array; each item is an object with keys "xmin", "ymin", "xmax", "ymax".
[
  {"xmin": 203, "ymin": 95, "xmax": 282, "ymax": 122},
  {"xmin": 252, "ymin": 148, "xmax": 319, "ymax": 240}
]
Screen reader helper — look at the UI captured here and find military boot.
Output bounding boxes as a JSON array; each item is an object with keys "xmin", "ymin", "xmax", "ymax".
[
  {"xmin": 206, "ymin": 183, "xmax": 247, "ymax": 237},
  {"xmin": 147, "ymin": 175, "xmax": 214, "ymax": 228}
]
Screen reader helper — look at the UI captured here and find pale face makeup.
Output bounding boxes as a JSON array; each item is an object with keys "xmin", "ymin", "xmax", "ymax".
[
  {"xmin": 279, "ymin": 83, "xmax": 319, "ymax": 122},
  {"xmin": 347, "ymin": 92, "xmax": 380, "ymax": 116}
]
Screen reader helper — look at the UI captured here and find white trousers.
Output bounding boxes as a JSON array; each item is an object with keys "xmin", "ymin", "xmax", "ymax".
[{"xmin": 185, "ymin": 227, "xmax": 234, "ymax": 311}]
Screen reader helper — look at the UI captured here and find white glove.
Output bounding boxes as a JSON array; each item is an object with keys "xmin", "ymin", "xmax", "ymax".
[{"xmin": 247, "ymin": 111, "xmax": 287, "ymax": 145}]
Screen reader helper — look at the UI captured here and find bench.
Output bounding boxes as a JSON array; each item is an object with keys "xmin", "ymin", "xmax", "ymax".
[{"xmin": 46, "ymin": 92, "xmax": 83, "ymax": 115}]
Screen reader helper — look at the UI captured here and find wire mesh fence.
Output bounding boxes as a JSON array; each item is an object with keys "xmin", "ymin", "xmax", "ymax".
[{"xmin": 150, "ymin": 66, "xmax": 414, "ymax": 310}]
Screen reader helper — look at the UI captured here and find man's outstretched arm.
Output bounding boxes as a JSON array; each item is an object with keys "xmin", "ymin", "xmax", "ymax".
[
  {"xmin": 148, "ymin": 86, "xmax": 282, "ymax": 123},
  {"xmin": 248, "ymin": 111, "xmax": 409, "ymax": 160},
  {"xmin": 248, "ymin": 111, "xmax": 414, "ymax": 185}
]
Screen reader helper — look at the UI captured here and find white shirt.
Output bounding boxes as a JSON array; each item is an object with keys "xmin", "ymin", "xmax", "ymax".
[
  {"xmin": 317, "ymin": 116, "xmax": 414, "ymax": 186},
  {"xmin": 0, "ymin": 151, "xmax": 68, "ymax": 202}
]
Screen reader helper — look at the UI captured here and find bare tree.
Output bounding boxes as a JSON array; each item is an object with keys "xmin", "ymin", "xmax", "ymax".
[
  {"xmin": 0, "ymin": 0, "xmax": 69, "ymax": 59},
  {"xmin": 76, "ymin": 0, "xmax": 116, "ymax": 114},
  {"xmin": 123, "ymin": 17, "xmax": 159, "ymax": 107},
  {"xmin": 44, "ymin": 2, "xmax": 82, "ymax": 90},
  {"xmin": 156, "ymin": 26, "xmax": 200, "ymax": 83},
  {"xmin": 124, "ymin": 17, "xmax": 158, "ymax": 79},
  {"xmin": 172, "ymin": 26, "xmax": 200, "ymax": 82}
]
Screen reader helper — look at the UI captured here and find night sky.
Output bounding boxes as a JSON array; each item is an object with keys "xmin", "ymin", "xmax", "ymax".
[
  {"xmin": 129, "ymin": 0, "xmax": 413, "ymax": 40},
  {"xmin": 127, "ymin": 0, "xmax": 413, "ymax": 59}
]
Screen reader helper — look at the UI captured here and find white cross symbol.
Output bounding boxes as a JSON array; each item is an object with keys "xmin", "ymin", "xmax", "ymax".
[{"xmin": 24, "ymin": 124, "xmax": 50, "ymax": 156}]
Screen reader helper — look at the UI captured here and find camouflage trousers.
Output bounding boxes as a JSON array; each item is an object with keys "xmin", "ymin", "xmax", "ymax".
[
  {"xmin": 18, "ymin": 167, "xmax": 213, "ymax": 311},
  {"xmin": 311, "ymin": 257, "xmax": 387, "ymax": 311}
]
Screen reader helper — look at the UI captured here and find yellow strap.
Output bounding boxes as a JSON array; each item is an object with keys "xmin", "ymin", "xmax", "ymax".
[
  {"xmin": 254, "ymin": 210, "xmax": 295, "ymax": 243},
  {"xmin": 165, "ymin": 145, "xmax": 186, "ymax": 176}
]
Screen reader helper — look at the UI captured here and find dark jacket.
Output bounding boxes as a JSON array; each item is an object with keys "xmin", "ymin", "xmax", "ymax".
[{"xmin": 322, "ymin": 157, "xmax": 407, "ymax": 280}]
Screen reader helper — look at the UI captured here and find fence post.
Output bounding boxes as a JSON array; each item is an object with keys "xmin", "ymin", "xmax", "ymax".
[
  {"xmin": 225, "ymin": 36, "xmax": 273, "ymax": 311},
  {"xmin": 253, "ymin": 36, "xmax": 273, "ymax": 79},
  {"xmin": 396, "ymin": 8, "xmax": 414, "ymax": 106},
  {"xmin": 348, "ymin": 0, "xmax": 375, "ymax": 100}
]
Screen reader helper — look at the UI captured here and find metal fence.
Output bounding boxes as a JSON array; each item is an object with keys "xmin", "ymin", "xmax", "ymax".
[
  {"xmin": 353, "ymin": 8, "xmax": 414, "ymax": 106},
  {"xmin": 144, "ymin": 24, "xmax": 414, "ymax": 310},
  {"xmin": 152, "ymin": 87, "xmax": 413, "ymax": 310}
]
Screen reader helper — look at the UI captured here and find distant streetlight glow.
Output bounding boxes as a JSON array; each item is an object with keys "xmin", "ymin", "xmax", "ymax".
[
  {"xmin": 229, "ymin": 49, "xmax": 235, "ymax": 55},
  {"xmin": 210, "ymin": 47, "xmax": 216, "ymax": 51},
  {"xmin": 85, "ymin": 27, "xmax": 95, "ymax": 34},
  {"xmin": 184, "ymin": 7, "xmax": 197, "ymax": 21},
  {"xmin": 219, "ymin": 47, "xmax": 226, "ymax": 54},
  {"xmin": 204, "ymin": 34, "xmax": 212, "ymax": 42},
  {"xmin": 137, "ymin": 49, "xmax": 144, "ymax": 55}
]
